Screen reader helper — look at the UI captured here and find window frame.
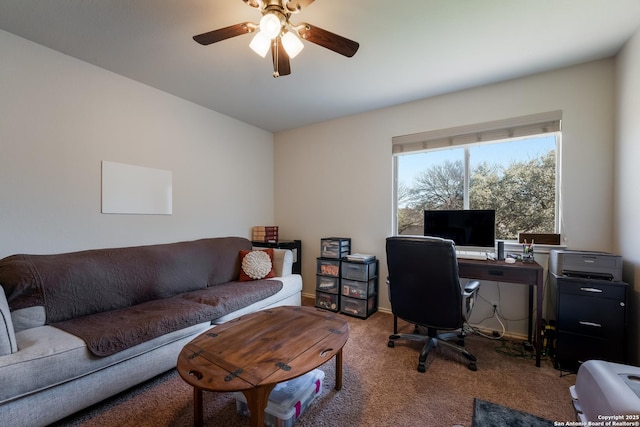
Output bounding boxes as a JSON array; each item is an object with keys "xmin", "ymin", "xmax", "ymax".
[{"xmin": 392, "ymin": 112, "xmax": 562, "ymax": 240}]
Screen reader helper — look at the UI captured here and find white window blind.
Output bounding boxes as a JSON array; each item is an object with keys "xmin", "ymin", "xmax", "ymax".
[{"xmin": 392, "ymin": 111, "xmax": 562, "ymax": 154}]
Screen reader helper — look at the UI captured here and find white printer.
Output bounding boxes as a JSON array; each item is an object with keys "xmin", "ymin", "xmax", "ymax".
[{"xmin": 549, "ymin": 249, "xmax": 623, "ymax": 281}]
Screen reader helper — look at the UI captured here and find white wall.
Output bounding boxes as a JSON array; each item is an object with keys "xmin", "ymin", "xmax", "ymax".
[
  {"xmin": 0, "ymin": 30, "xmax": 275, "ymax": 258},
  {"xmin": 274, "ymin": 59, "xmax": 616, "ymax": 337},
  {"xmin": 616, "ymin": 27, "xmax": 640, "ymax": 364},
  {"xmin": 2, "ymin": 25, "xmax": 628, "ymax": 347}
]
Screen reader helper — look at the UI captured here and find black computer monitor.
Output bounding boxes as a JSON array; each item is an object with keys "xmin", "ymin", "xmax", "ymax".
[{"xmin": 424, "ymin": 209, "xmax": 496, "ymax": 251}]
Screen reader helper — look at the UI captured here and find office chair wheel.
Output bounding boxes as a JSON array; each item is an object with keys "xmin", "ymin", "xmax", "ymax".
[
  {"xmin": 417, "ymin": 352, "xmax": 428, "ymax": 373},
  {"xmin": 462, "ymin": 350, "xmax": 477, "ymax": 371},
  {"xmin": 388, "ymin": 340, "xmax": 395, "ymax": 348}
]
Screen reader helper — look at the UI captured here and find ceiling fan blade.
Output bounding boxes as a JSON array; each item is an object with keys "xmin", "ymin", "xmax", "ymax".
[
  {"xmin": 243, "ymin": 0, "xmax": 262, "ymax": 8},
  {"xmin": 296, "ymin": 23, "xmax": 359, "ymax": 57},
  {"xmin": 193, "ymin": 23, "xmax": 256, "ymax": 45},
  {"xmin": 285, "ymin": 0, "xmax": 315, "ymax": 12},
  {"xmin": 271, "ymin": 38, "xmax": 291, "ymax": 77}
]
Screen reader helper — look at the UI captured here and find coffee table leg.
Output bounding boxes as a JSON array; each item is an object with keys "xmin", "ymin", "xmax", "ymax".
[
  {"xmin": 193, "ymin": 386, "xmax": 203, "ymax": 427},
  {"xmin": 335, "ymin": 348, "xmax": 343, "ymax": 390},
  {"xmin": 241, "ymin": 384, "xmax": 276, "ymax": 427}
]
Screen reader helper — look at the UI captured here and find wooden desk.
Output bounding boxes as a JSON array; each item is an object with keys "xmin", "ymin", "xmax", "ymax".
[
  {"xmin": 457, "ymin": 259, "xmax": 544, "ymax": 367},
  {"xmin": 177, "ymin": 306, "xmax": 349, "ymax": 427}
]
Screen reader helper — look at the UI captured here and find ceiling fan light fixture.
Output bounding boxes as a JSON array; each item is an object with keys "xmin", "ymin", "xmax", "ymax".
[
  {"xmin": 249, "ymin": 31, "xmax": 271, "ymax": 57},
  {"xmin": 259, "ymin": 13, "xmax": 282, "ymax": 39},
  {"xmin": 193, "ymin": 1, "xmax": 360, "ymax": 77},
  {"xmin": 281, "ymin": 31, "xmax": 304, "ymax": 58}
]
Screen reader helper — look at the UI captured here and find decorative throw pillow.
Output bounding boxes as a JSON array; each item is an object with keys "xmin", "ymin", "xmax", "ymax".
[{"xmin": 239, "ymin": 248, "xmax": 275, "ymax": 281}]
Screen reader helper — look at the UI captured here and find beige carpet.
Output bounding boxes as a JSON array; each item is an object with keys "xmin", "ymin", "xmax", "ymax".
[{"xmin": 53, "ymin": 301, "xmax": 577, "ymax": 427}]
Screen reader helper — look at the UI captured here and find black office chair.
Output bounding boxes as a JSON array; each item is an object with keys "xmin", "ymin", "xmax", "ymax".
[{"xmin": 386, "ymin": 236, "xmax": 481, "ymax": 372}]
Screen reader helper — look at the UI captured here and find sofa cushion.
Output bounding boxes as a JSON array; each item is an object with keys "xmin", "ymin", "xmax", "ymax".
[
  {"xmin": 0, "ymin": 287, "xmax": 17, "ymax": 355},
  {"xmin": 10, "ymin": 306, "xmax": 46, "ymax": 332},
  {"xmin": 50, "ymin": 278, "xmax": 282, "ymax": 357},
  {"xmin": 0, "ymin": 322, "xmax": 211, "ymax": 404},
  {"xmin": 239, "ymin": 248, "xmax": 275, "ymax": 281},
  {"xmin": 51, "ymin": 296, "xmax": 219, "ymax": 357},
  {"xmin": 212, "ymin": 274, "xmax": 301, "ymax": 324},
  {"xmin": 181, "ymin": 279, "xmax": 283, "ymax": 315}
]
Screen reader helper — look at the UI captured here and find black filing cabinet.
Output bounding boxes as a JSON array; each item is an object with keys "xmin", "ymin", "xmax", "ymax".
[{"xmin": 551, "ymin": 273, "xmax": 628, "ymax": 371}]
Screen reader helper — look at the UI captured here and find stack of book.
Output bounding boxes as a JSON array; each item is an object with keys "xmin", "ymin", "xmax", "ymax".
[{"xmin": 252, "ymin": 226, "xmax": 279, "ymax": 243}]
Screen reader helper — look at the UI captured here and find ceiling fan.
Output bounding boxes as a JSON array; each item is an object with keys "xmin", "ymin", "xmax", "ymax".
[{"xmin": 193, "ymin": 0, "xmax": 360, "ymax": 77}]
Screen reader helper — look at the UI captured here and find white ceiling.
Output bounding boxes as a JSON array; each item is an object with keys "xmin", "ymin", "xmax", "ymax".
[{"xmin": 2, "ymin": 0, "xmax": 640, "ymax": 133}]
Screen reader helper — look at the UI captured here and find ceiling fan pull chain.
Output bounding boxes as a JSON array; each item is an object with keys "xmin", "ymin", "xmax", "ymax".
[{"xmin": 273, "ymin": 38, "xmax": 280, "ymax": 78}]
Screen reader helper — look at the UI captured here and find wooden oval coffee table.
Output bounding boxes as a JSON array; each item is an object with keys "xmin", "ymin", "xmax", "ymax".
[{"xmin": 177, "ymin": 306, "xmax": 349, "ymax": 427}]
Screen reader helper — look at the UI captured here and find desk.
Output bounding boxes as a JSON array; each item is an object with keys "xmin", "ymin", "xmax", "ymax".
[{"xmin": 457, "ymin": 259, "xmax": 544, "ymax": 367}]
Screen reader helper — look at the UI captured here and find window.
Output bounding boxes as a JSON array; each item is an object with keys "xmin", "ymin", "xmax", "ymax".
[{"xmin": 392, "ymin": 112, "xmax": 561, "ymax": 240}]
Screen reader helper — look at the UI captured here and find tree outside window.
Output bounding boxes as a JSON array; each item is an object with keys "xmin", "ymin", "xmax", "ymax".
[{"xmin": 396, "ymin": 136, "xmax": 558, "ymax": 240}]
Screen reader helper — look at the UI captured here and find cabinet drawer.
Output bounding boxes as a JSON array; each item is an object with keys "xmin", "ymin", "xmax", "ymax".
[
  {"xmin": 342, "ymin": 278, "xmax": 377, "ymax": 299},
  {"xmin": 557, "ymin": 293, "xmax": 625, "ymax": 339},
  {"xmin": 340, "ymin": 295, "xmax": 377, "ymax": 318},
  {"xmin": 555, "ymin": 331, "xmax": 626, "ymax": 369},
  {"xmin": 315, "ymin": 291, "xmax": 339, "ymax": 312},
  {"xmin": 341, "ymin": 261, "xmax": 377, "ymax": 281},
  {"xmin": 458, "ymin": 261, "xmax": 540, "ymax": 284},
  {"xmin": 557, "ymin": 279, "xmax": 627, "ymax": 300},
  {"xmin": 555, "ymin": 331, "xmax": 607, "ymax": 370},
  {"xmin": 316, "ymin": 258, "xmax": 340, "ymax": 277},
  {"xmin": 316, "ymin": 275, "xmax": 339, "ymax": 294}
]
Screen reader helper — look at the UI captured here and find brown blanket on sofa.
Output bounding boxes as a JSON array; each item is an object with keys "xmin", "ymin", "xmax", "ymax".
[
  {"xmin": 1, "ymin": 237, "xmax": 251, "ymax": 323},
  {"xmin": 53, "ymin": 279, "xmax": 283, "ymax": 356}
]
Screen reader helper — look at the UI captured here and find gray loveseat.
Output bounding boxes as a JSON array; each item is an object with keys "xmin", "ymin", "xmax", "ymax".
[{"xmin": 0, "ymin": 236, "xmax": 302, "ymax": 426}]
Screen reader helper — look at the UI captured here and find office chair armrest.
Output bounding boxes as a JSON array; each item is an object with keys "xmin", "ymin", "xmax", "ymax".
[
  {"xmin": 462, "ymin": 280, "xmax": 481, "ymax": 319},
  {"xmin": 463, "ymin": 280, "xmax": 480, "ymax": 296}
]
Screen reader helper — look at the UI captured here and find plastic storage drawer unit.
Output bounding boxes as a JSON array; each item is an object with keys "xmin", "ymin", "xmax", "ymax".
[
  {"xmin": 340, "ymin": 295, "xmax": 377, "ymax": 318},
  {"xmin": 316, "ymin": 259, "xmax": 340, "ymax": 277},
  {"xmin": 320, "ymin": 238, "xmax": 351, "ymax": 259},
  {"xmin": 342, "ymin": 278, "xmax": 376, "ymax": 299},
  {"xmin": 235, "ymin": 369, "xmax": 325, "ymax": 427},
  {"xmin": 316, "ymin": 275, "xmax": 339, "ymax": 294},
  {"xmin": 315, "ymin": 292, "xmax": 339, "ymax": 312},
  {"xmin": 341, "ymin": 260, "xmax": 377, "ymax": 281}
]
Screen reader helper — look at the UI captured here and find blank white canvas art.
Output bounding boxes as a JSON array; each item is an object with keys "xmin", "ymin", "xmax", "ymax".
[{"xmin": 101, "ymin": 161, "xmax": 172, "ymax": 215}]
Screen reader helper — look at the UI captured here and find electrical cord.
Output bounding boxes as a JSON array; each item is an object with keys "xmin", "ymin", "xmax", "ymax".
[
  {"xmin": 468, "ymin": 308, "xmax": 542, "ymax": 360},
  {"xmin": 467, "ymin": 304, "xmax": 505, "ymax": 339},
  {"xmin": 478, "ymin": 283, "xmax": 532, "ymax": 323},
  {"xmin": 494, "ymin": 337, "xmax": 541, "ymax": 360},
  {"xmin": 469, "ymin": 301, "xmax": 544, "ymax": 360},
  {"xmin": 468, "ymin": 282, "xmax": 554, "ymax": 361}
]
